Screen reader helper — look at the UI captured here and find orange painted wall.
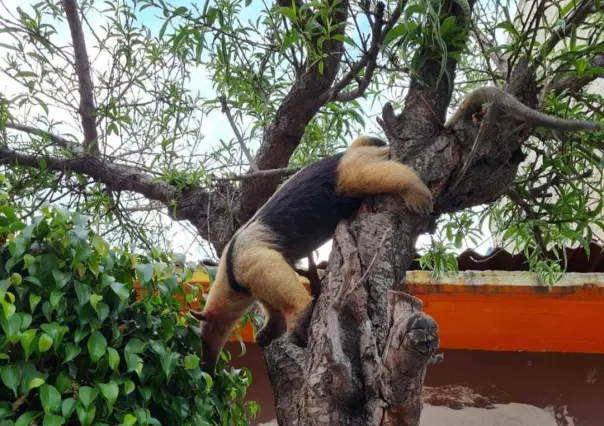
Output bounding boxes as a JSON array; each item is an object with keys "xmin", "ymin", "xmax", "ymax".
[
  {"xmin": 407, "ymin": 282, "xmax": 604, "ymax": 354},
  {"xmin": 134, "ymin": 268, "xmax": 604, "ymax": 354}
]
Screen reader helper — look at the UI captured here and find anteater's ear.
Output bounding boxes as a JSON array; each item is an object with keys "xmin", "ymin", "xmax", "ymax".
[{"xmin": 189, "ymin": 309, "xmax": 208, "ymax": 322}]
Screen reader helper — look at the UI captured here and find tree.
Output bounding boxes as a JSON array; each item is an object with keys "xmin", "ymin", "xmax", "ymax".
[{"xmin": 1, "ymin": 0, "xmax": 603, "ymax": 424}]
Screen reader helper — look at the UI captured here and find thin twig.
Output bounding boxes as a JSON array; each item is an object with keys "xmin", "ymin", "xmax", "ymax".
[
  {"xmin": 320, "ymin": 2, "xmax": 387, "ymax": 103},
  {"xmin": 218, "ymin": 96, "xmax": 258, "ymax": 172},
  {"xmin": 5, "ymin": 122, "xmax": 79, "ymax": 152},
  {"xmin": 61, "ymin": 0, "xmax": 99, "ymax": 154},
  {"xmin": 538, "ymin": 0, "xmax": 597, "ymax": 61},
  {"xmin": 213, "ymin": 166, "xmax": 299, "ymax": 181},
  {"xmin": 507, "ymin": 189, "xmax": 548, "ymax": 256}
]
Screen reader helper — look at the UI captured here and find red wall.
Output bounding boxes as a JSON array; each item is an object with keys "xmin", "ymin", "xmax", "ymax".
[{"xmin": 226, "ymin": 343, "xmax": 604, "ymax": 426}]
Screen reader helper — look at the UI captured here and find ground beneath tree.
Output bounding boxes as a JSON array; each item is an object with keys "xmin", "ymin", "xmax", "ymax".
[{"xmin": 258, "ymin": 402, "xmax": 575, "ymax": 426}]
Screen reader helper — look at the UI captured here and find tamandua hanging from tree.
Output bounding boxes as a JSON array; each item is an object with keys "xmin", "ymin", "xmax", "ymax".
[{"xmin": 189, "ymin": 135, "xmax": 434, "ymax": 374}]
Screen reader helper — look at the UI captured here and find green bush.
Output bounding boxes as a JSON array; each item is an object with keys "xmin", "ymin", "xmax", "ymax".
[{"xmin": 0, "ymin": 205, "xmax": 258, "ymax": 426}]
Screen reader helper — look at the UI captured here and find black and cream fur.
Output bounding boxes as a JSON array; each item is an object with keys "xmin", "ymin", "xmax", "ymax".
[{"xmin": 190, "ymin": 135, "xmax": 433, "ymax": 374}]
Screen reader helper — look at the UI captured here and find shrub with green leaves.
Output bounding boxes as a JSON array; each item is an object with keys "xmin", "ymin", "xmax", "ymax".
[{"xmin": 0, "ymin": 205, "xmax": 258, "ymax": 426}]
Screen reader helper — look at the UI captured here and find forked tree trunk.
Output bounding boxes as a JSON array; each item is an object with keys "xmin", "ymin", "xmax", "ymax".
[
  {"xmin": 260, "ymin": 50, "xmax": 539, "ymax": 424},
  {"xmin": 263, "ymin": 210, "xmax": 442, "ymax": 425}
]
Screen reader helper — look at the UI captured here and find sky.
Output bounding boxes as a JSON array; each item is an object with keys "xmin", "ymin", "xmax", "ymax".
[{"xmin": 0, "ymin": 0, "xmax": 501, "ymax": 265}]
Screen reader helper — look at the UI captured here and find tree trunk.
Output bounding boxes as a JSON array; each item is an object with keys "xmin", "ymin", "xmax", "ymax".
[
  {"xmin": 264, "ymin": 211, "xmax": 442, "ymax": 425},
  {"xmin": 261, "ymin": 47, "xmax": 542, "ymax": 426}
]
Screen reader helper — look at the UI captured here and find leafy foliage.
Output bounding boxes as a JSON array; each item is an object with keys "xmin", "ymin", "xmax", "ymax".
[{"xmin": 0, "ymin": 205, "xmax": 257, "ymax": 425}]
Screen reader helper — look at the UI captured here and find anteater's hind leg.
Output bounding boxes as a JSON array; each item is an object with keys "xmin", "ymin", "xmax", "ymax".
[
  {"xmin": 337, "ymin": 151, "xmax": 433, "ymax": 215},
  {"xmin": 256, "ymin": 303, "xmax": 287, "ymax": 347},
  {"xmin": 236, "ymin": 247, "xmax": 312, "ymax": 347}
]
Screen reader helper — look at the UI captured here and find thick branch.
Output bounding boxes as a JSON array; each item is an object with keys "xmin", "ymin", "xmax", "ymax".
[
  {"xmin": 61, "ymin": 0, "xmax": 99, "ymax": 155},
  {"xmin": 0, "ymin": 147, "xmax": 177, "ymax": 208},
  {"xmin": 213, "ymin": 166, "xmax": 299, "ymax": 181},
  {"xmin": 236, "ymin": 0, "xmax": 350, "ymax": 223}
]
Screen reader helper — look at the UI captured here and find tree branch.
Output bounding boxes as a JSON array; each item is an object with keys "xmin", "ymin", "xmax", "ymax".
[
  {"xmin": 319, "ymin": 2, "xmax": 386, "ymax": 103},
  {"xmin": 0, "ymin": 147, "xmax": 177, "ymax": 206},
  {"xmin": 213, "ymin": 166, "xmax": 299, "ymax": 181},
  {"xmin": 61, "ymin": 0, "xmax": 99, "ymax": 155},
  {"xmin": 538, "ymin": 0, "xmax": 597, "ymax": 60},
  {"xmin": 5, "ymin": 122, "xmax": 81, "ymax": 153},
  {"xmin": 219, "ymin": 96, "xmax": 259, "ymax": 172},
  {"xmin": 236, "ymin": 0, "xmax": 351, "ymax": 223},
  {"xmin": 544, "ymin": 53, "xmax": 604, "ymax": 95}
]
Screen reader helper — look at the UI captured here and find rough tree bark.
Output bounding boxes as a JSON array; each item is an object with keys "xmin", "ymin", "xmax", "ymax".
[
  {"xmin": 2, "ymin": 1, "xmax": 600, "ymax": 424},
  {"xmin": 259, "ymin": 2, "xmax": 560, "ymax": 422},
  {"xmin": 261, "ymin": 60, "xmax": 539, "ymax": 426}
]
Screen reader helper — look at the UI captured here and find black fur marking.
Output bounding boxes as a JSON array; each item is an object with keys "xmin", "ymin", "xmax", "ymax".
[
  {"xmin": 226, "ymin": 238, "xmax": 250, "ymax": 294},
  {"xmin": 257, "ymin": 153, "xmax": 364, "ymax": 263}
]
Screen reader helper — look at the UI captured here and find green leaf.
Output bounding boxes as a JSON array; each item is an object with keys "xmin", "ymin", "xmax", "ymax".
[
  {"xmin": 91, "ymin": 236, "xmax": 108, "ymax": 257},
  {"xmin": 0, "ymin": 402, "xmax": 11, "ymax": 419},
  {"xmin": 76, "ymin": 405, "xmax": 95, "ymax": 426},
  {"xmin": 123, "ymin": 380, "xmax": 135, "ymax": 395},
  {"xmin": 77, "ymin": 386, "xmax": 98, "ymax": 409},
  {"xmin": 54, "ymin": 371, "xmax": 72, "ymax": 394},
  {"xmin": 122, "ymin": 414, "xmax": 137, "ymax": 426},
  {"xmin": 63, "ymin": 343, "xmax": 81, "ymax": 363},
  {"xmin": 40, "ymin": 384, "xmax": 62, "ymax": 414},
  {"xmin": 74, "ymin": 327, "xmax": 88, "ymax": 344},
  {"xmin": 201, "ymin": 371, "xmax": 214, "ymax": 392},
  {"xmin": 98, "ymin": 382, "xmax": 119, "ymax": 410},
  {"xmin": 15, "ymin": 411, "xmax": 42, "ymax": 426},
  {"xmin": 61, "ymin": 398, "xmax": 77, "ymax": 418},
  {"xmin": 87, "ymin": 331, "xmax": 107, "ymax": 362},
  {"xmin": 10, "ymin": 272, "xmax": 22, "ymax": 286},
  {"xmin": 28, "ymin": 377, "xmax": 45, "ymax": 391},
  {"xmin": 38, "ymin": 334, "xmax": 53, "ymax": 353},
  {"xmin": 51, "ymin": 270, "xmax": 70, "ymax": 289},
  {"xmin": 96, "ymin": 302, "xmax": 110, "ymax": 322},
  {"xmin": 107, "ymin": 347, "xmax": 120, "ymax": 371},
  {"xmin": 184, "ymin": 354, "xmax": 200, "ymax": 370},
  {"xmin": 20, "ymin": 329, "xmax": 37, "ymax": 360},
  {"xmin": 161, "ymin": 352, "xmax": 180, "ymax": 381},
  {"xmin": 149, "ymin": 340, "xmax": 167, "ymax": 357},
  {"xmin": 18, "ymin": 313, "xmax": 32, "ymax": 331},
  {"xmin": 1, "ymin": 365, "xmax": 21, "ymax": 396},
  {"xmin": 74, "ymin": 281, "xmax": 91, "ymax": 306},
  {"xmin": 0, "ymin": 311, "xmax": 21, "ymax": 339},
  {"xmin": 125, "ymin": 353, "xmax": 143, "ymax": 376},
  {"xmin": 49, "ymin": 290, "xmax": 63, "ymax": 308},
  {"xmin": 1, "ymin": 301, "xmax": 15, "ymax": 319},
  {"xmin": 29, "ymin": 294, "xmax": 41, "ymax": 312},
  {"xmin": 110, "ymin": 281, "xmax": 130, "ymax": 303},
  {"xmin": 276, "ymin": 6, "xmax": 297, "ymax": 22},
  {"xmin": 42, "ymin": 413, "xmax": 65, "ymax": 426},
  {"xmin": 135, "ymin": 263, "xmax": 153, "ymax": 284},
  {"xmin": 25, "ymin": 276, "xmax": 41, "ymax": 287},
  {"xmin": 124, "ymin": 338, "xmax": 146, "ymax": 354},
  {"xmin": 89, "ymin": 294, "xmax": 103, "ymax": 312}
]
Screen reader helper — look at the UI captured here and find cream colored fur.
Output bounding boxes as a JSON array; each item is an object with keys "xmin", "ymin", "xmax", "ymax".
[{"xmin": 194, "ymin": 135, "xmax": 433, "ymax": 372}]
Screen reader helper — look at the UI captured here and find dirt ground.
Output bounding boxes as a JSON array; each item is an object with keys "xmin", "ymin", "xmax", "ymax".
[{"xmin": 257, "ymin": 402, "xmax": 574, "ymax": 426}]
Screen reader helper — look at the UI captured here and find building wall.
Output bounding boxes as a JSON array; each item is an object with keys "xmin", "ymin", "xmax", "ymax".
[{"xmin": 225, "ymin": 342, "xmax": 604, "ymax": 426}]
